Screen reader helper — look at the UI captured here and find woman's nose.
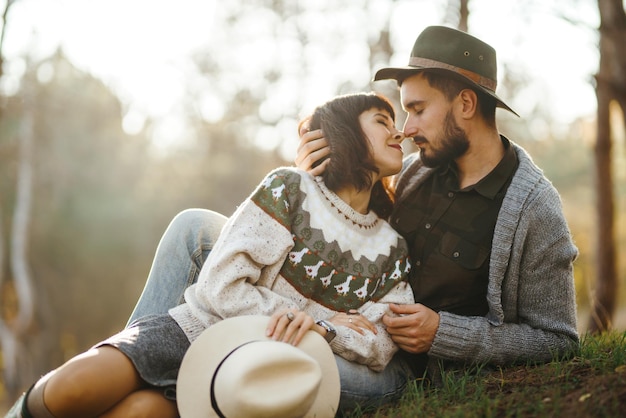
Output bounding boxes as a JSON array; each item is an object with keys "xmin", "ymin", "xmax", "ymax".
[{"xmin": 392, "ymin": 130, "xmax": 405, "ymax": 141}]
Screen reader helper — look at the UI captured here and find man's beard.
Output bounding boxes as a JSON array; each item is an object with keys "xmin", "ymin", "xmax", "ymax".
[{"xmin": 416, "ymin": 110, "xmax": 469, "ymax": 168}]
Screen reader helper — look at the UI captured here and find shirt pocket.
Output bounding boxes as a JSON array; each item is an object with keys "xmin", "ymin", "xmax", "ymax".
[{"xmin": 439, "ymin": 231, "xmax": 490, "ymax": 271}]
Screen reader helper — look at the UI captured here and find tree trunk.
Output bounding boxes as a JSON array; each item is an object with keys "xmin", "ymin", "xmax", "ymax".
[
  {"xmin": 0, "ymin": 0, "xmax": 37, "ymax": 399},
  {"xmin": 0, "ymin": 89, "xmax": 38, "ymax": 400},
  {"xmin": 590, "ymin": 77, "xmax": 617, "ymax": 333},
  {"xmin": 588, "ymin": 0, "xmax": 626, "ymax": 333},
  {"xmin": 458, "ymin": 0, "xmax": 469, "ymax": 32},
  {"xmin": 11, "ymin": 91, "xmax": 36, "ymax": 333}
]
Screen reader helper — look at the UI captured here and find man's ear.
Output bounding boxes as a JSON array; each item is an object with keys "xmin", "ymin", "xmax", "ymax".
[{"xmin": 457, "ymin": 89, "xmax": 478, "ymax": 118}]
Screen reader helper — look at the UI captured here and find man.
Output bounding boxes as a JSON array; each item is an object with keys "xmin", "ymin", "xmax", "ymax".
[
  {"xmin": 6, "ymin": 25, "xmax": 579, "ymax": 417},
  {"xmin": 298, "ymin": 26, "xmax": 579, "ymax": 376}
]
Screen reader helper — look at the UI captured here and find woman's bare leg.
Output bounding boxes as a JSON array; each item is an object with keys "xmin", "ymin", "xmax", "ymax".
[
  {"xmin": 98, "ymin": 389, "xmax": 178, "ymax": 418},
  {"xmin": 39, "ymin": 346, "xmax": 143, "ymax": 418}
]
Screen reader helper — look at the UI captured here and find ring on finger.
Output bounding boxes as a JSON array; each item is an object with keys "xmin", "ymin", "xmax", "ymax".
[{"xmin": 286, "ymin": 312, "xmax": 295, "ymax": 321}]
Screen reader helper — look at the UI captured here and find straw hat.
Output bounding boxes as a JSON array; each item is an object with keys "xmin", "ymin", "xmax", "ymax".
[{"xmin": 177, "ymin": 315, "xmax": 340, "ymax": 418}]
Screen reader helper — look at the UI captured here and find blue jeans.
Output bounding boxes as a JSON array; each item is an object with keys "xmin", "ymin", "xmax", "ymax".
[
  {"xmin": 127, "ymin": 209, "xmax": 228, "ymax": 325},
  {"xmin": 128, "ymin": 208, "xmax": 414, "ymax": 412}
]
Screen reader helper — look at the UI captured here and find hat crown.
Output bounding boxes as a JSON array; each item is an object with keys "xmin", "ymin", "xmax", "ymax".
[
  {"xmin": 411, "ymin": 26, "xmax": 497, "ymax": 83},
  {"xmin": 372, "ymin": 25, "xmax": 518, "ymax": 116},
  {"xmin": 177, "ymin": 315, "xmax": 340, "ymax": 418},
  {"xmin": 214, "ymin": 341, "xmax": 322, "ymax": 418}
]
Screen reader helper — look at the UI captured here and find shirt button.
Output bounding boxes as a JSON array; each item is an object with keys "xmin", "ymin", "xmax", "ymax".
[
  {"xmin": 415, "ymin": 260, "xmax": 421, "ymax": 266},
  {"xmin": 425, "ymin": 223, "xmax": 432, "ymax": 229},
  {"xmin": 448, "ymin": 192, "xmax": 454, "ymax": 198},
  {"xmin": 453, "ymin": 251, "xmax": 460, "ymax": 258}
]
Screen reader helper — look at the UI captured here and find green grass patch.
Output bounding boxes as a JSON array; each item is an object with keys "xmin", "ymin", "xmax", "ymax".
[{"xmin": 349, "ymin": 331, "xmax": 626, "ymax": 417}]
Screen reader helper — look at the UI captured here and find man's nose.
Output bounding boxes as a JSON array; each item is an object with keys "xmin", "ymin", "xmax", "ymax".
[{"xmin": 403, "ymin": 118, "xmax": 417, "ymax": 139}]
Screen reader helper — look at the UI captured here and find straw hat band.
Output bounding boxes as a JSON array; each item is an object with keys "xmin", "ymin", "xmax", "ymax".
[{"xmin": 408, "ymin": 56, "xmax": 497, "ymax": 91}]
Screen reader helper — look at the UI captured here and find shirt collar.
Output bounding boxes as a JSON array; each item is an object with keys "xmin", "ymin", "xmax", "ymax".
[{"xmin": 440, "ymin": 136, "xmax": 518, "ymax": 199}]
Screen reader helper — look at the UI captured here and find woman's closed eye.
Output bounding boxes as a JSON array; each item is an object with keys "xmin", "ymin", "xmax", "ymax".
[{"xmin": 377, "ymin": 118, "xmax": 394, "ymax": 130}]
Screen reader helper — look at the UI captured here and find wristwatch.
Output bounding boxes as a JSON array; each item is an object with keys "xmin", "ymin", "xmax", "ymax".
[{"xmin": 315, "ymin": 319, "xmax": 337, "ymax": 343}]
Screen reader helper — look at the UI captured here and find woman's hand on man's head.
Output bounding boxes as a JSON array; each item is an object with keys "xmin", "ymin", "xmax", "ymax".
[{"xmin": 295, "ymin": 127, "xmax": 330, "ymax": 176}]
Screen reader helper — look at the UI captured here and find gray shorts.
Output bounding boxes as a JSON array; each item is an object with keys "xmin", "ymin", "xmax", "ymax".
[{"xmin": 95, "ymin": 314, "xmax": 190, "ymax": 400}]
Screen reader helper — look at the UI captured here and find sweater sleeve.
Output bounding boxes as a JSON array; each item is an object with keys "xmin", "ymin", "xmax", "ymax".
[
  {"xmin": 429, "ymin": 179, "xmax": 579, "ymax": 365},
  {"xmin": 331, "ymin": 280, "xmax": 414, "ymax": 372},
  {"xmin": 192, "ymin": 170, "xmax": 301, "ymax": 319}
]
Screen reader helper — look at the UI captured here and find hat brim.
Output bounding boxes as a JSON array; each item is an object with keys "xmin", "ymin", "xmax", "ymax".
[
  {"xmin": 177, "ymin": 315, "xmax": 340, "ymax": 418},
  {"xmin": 374, "ymin": 66, "xmax": 519, "ymax": 117}
]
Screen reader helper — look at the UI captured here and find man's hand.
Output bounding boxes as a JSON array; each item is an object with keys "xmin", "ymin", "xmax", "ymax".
[
  {"xmin": 382, "ymin": 303, "xmax": 440, "ymax": 354},
  {"xmin": 295, "ymin": 126, "xmax": 330, "ymax": 176}
]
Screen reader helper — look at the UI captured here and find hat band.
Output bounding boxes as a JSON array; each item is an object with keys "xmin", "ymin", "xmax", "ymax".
[
  {"xmin": 210, "ymin": 341, "xmax": 257, "ymax": 418},
  {"xmin": 408, "ymin": 57, "xmax": 497, "ymax": 92}
]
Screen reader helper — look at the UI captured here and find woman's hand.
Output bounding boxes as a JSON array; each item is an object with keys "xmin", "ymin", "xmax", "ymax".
[
  {"xmin": 295, "ymin": 126, "xmax": 330, "ymax": 176},
  {"xmin": 266, "ymin": 309, "xmax": 315, "ymax": 346},
  {"xmin": 328, "ymin": 310, "xmax": 377, "ymax": 336},
  {"xmin": 266, "ymin": 309, "xmax": 378, "ymax": 346}
]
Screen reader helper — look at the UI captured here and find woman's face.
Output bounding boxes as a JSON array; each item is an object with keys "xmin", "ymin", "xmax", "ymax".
[{"xmin": 359, "ymin": 108, "xmax": 405, "ymax": 180}]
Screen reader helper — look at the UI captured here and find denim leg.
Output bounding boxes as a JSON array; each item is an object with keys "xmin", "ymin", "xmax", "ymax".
[
  {"xmin": 126, "ymin": 209, "xmax": 228, "ymax": 326},
  {"xmin": 336, "ymin": 352, "xmax": 415, "ymax": 413},
  {"xmin": 5, "ymin": 391, "xmax": 25, "ymax": 418}
]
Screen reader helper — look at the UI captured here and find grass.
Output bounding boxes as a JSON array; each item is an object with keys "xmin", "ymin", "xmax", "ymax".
[
  {"xmin": 1, "ymin": 332, "xmax": 624, "ymax": 417},
  {"xmin": 346, "ymin": 331, "xmax": 626, "ymax": 418}
]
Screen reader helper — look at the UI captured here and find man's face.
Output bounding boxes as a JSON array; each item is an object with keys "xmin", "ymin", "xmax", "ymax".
[{"xmin": 400, "ymin": 74, "xmax": 469, "ymax": 167}]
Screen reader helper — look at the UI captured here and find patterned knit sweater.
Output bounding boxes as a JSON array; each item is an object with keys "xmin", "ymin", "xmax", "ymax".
[
  {"xmin": 170, "ymin": 167, "xmax": 414, "ymax": 371},
  {"xmin": 392, "ymin": 140, "xmax": 579, "ymax": 365}
]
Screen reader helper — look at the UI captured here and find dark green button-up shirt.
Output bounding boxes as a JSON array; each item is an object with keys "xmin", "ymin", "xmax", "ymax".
[{"xmin": 391, "ymin": 137, "xmax": 518, "ymax": 317}]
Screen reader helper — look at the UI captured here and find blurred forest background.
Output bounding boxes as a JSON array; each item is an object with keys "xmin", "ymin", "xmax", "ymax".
[{"xmin": 1, "ymin": 0, "xmax": 625, "ymax": 411}]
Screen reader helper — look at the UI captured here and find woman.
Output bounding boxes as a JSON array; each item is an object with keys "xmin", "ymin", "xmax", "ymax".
[{"xmin": 18, "ymin": 92, "xmax": 414, "ymax": 418}]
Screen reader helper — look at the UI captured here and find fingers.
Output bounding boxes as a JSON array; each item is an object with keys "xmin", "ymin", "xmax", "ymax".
[
  {"xmin": 268, "ymin": 309, "xmax": 381, "ymax": 345},
  {"xmin": 383, "ymin": 305, "xmax": 440, "ymax": 354},
  {"xmin": 384, "ymin": 303, "xmax": 421, "ymax": 329},
  {"xmin": 389, "ymin": 331, "xmax": 432, "ymax": 354},
  {"xmin": 388, "ymin": 302, "xmax": 421, "ymax": 315},
  {"xmin": 329, "ymin": 311, "xmax": 377, "ymax": 335},
  {"xmin": 308, "ymin": 158, "xmax": 330, "ymax": 177},
  {"xmin": 297, "ymin": 128, "xmax": 324, "ymax": 151},
  {"xmin": 267, "ymin": 309, "xmax": 314, "ymax": 346},
  {"xmin": 298, "ymin": 118, "xmax": 312, "ymax": 137},
  {"xmin": 389, "ymin": 335, "xmax": 419, "ymax": 353},
  {"xmin": 295, "ymin": 129, "xmax": 330, "ymax": 172},
  {"xmin": 347, "ymin": 313, "xmax": 376, "ymax": 335},
  {"xmin": 266, "ymin": 310, "xmax": 283, "ymax": 333}
]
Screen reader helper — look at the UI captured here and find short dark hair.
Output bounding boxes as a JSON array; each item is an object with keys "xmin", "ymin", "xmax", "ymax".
[{"xmin": 300, "ymin": 92, "xmax": 397, "ymax": 218}]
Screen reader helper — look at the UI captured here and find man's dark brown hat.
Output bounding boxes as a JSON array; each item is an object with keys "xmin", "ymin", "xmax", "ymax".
[{"xmin": 374, "ymin": 25, "xmax": 518, "ymax": 116}]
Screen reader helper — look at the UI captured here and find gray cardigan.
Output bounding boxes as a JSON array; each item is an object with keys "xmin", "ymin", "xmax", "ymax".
[{"xmin": 393, "ymin": 141, "xmax": 579, "ymax": 365}]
